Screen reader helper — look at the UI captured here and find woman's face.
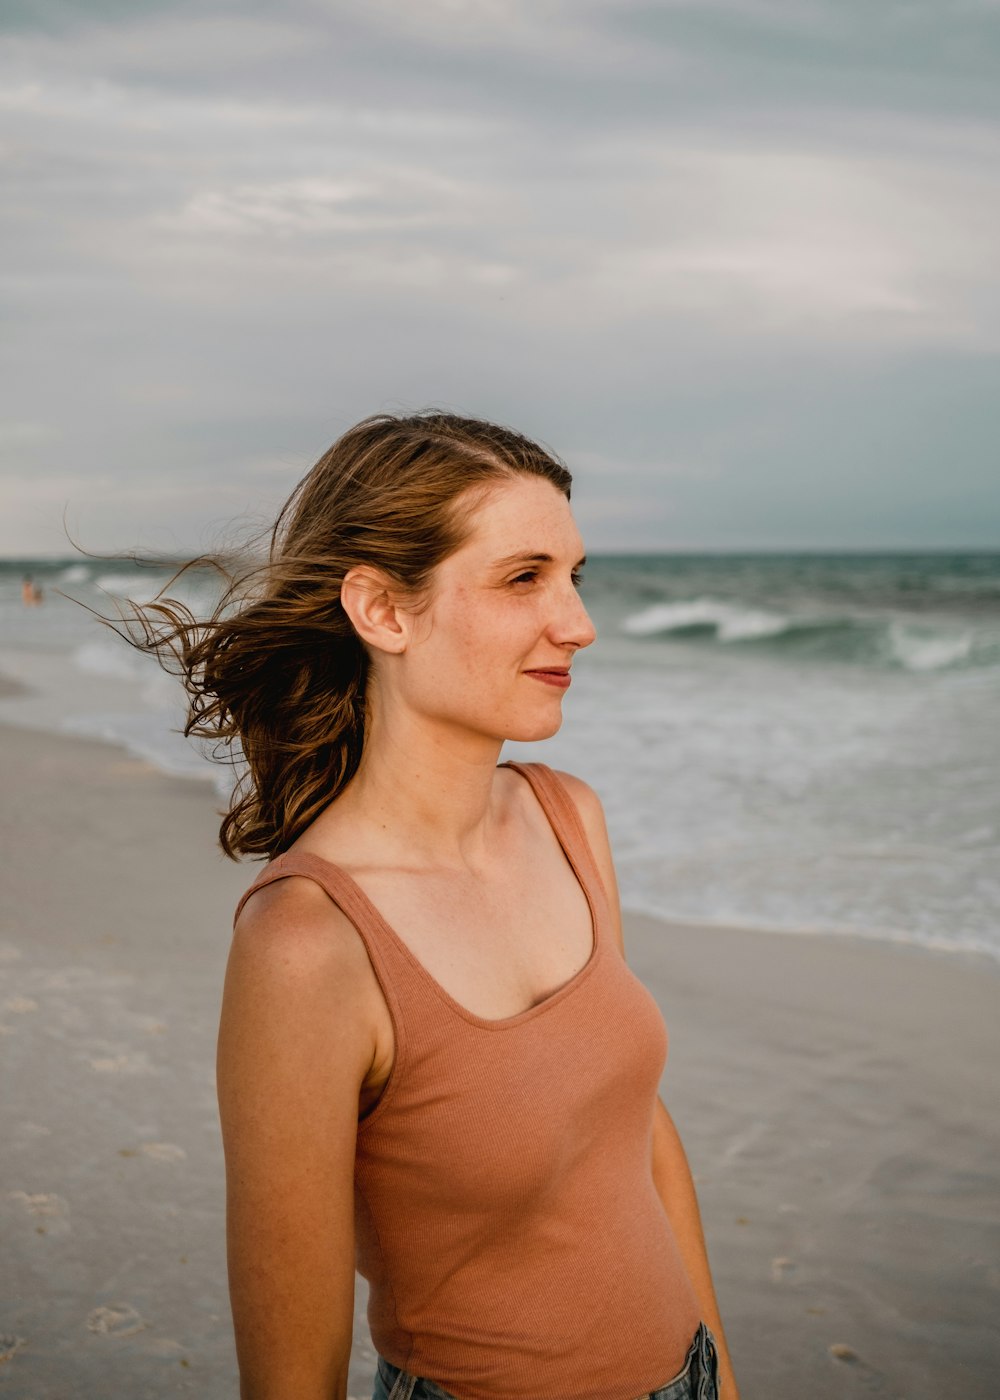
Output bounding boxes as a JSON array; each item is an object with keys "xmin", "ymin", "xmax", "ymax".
[{"xmin": 397, "ymin": 473, "xmax": 596, "ymax": 745}]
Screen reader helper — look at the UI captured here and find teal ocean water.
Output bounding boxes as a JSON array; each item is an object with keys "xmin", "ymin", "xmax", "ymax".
[{"xmin": 2, "ymin": 553, "xmax": 999, "ymax": 958}]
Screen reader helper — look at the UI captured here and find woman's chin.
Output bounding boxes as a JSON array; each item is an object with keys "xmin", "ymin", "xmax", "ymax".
[{"xmin": 504, "ymin": 713, "xmax": 565, "ymax": 744}]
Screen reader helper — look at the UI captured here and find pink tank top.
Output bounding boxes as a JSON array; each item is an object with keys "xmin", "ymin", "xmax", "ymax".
[{"xmin": 234, "ymin": 761, "xmax": 700, "ymax": 1400}]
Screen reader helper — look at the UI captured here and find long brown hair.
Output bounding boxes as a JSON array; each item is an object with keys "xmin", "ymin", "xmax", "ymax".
[{"xmin": 113, "ymin": 411, "xmax": 572, "ymax": 860}]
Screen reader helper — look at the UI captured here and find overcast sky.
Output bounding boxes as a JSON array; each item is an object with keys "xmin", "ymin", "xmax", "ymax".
[{"xmin": 3, "ymin": 0, "xmax": 999, "ymax": 555}]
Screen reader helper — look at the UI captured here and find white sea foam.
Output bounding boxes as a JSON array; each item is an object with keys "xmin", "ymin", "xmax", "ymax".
[
  {"xmin": 71, "ymin": 640, "xmax": 144, "ymax": 681},
  {"xmin": 58, "ymin": 564, "xmax": 90, "ymax": 584},
  {"xmin": 621, "ymin": 597, "xmax": 790, "ymax": 641},
  {"xmin": 94, "ymin": 572, "xmax": 172, "ymax": 605},
  {"xmin": 887, "ymin": 622, "xmax": 974, "ymax": 672}
]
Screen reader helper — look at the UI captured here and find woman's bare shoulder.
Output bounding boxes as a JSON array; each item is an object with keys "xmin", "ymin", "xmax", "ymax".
[
  {"xmin": 220, "ymin": 875, "xmax": 382, "ymax": 1125},
  {"xmin": 229, "ymin": 873, "xmax": 376, "ymax": 1003}
]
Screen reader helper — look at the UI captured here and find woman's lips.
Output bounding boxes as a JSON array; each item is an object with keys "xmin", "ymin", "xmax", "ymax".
[{"xmin": 524, "ymin": 669, "xmax": 571, "ymax": 689}]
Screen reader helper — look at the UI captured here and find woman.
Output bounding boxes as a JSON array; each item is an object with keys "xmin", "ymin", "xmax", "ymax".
[{"xmin": 142, "ymin": 412, "xmax": 738, "ymax": 1400}]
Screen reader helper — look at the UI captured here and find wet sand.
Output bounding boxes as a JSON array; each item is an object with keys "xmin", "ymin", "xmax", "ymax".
[{"xmin": 1, "ymin": 721, "xmax": 998, "ymax": 1398}]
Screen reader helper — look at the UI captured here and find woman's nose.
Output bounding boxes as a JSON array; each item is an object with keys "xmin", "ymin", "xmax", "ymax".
[{"xmin": 555, "ymin": 582, "xmax": 597, "ymax": 651}]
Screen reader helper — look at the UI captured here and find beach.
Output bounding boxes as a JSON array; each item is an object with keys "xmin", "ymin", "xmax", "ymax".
[{"xmin": 2, "ymin": 718, "xmax": 998, "ymax": 1399}]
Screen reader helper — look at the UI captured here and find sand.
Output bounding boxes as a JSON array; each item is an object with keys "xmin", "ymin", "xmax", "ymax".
[{"xmin": 1, "ymin": 719, "xmax": 998, "ymax": 1399}]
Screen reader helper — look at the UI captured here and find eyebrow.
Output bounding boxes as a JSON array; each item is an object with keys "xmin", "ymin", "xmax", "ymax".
[{"xmin": 492, "ymin": 551, "xmax": 588, "ymax": 569}]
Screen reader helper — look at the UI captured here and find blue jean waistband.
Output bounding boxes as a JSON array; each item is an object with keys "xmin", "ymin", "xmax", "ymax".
[
  {"xmin": 641, "ymin": 1321, "xmax": 719, "ymax": 1400},
  {"xmin": 374, "ymin": 1320, "xmax": 719, "ymax": 1400}
]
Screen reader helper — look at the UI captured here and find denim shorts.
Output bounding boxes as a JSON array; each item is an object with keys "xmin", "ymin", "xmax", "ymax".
[{"xmin": 372, "ymin": 1320, "xmax": 719, "ymax": 1400}]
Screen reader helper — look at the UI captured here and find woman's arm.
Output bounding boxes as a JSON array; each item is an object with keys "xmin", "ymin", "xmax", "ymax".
[
  {"xmin": 555, "ymin": 772, "xmax": 740, "ymax": 1399},
  {"xmin": 217, "ymin": 877, "xmax": 380, "ymax": 1400}
]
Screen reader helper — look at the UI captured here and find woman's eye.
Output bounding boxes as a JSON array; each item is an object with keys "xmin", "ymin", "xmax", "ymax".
[{"xmin": 509, "ymin": 569, "xmax": 584, "ymax": 588}]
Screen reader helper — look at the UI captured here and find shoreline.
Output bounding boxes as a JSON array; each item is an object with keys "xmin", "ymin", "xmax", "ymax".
[
  {"xmin": 1, "ymin": 695, "xmax": 995, "ymax": 972},
  {"xmin": 2, "ymin": 720, "xmax": 999, "ymax": 1398}
]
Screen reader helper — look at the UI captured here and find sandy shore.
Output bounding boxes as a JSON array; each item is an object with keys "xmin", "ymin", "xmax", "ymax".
[
  {"xmin": 1, "ymin": 720, "xmax": 998, "ymax": 1399},
  {"xmin": 0, "ymin": 674, "xmax": 27, "ymax": 699}
]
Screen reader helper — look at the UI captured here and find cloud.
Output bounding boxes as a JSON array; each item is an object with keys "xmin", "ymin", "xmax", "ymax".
[
  {"xmin": 167, "ymin": 175, "xmax": 448, "ymax": 238},
  {"xmin": 1, "ymin": 0, "xmax": 998, "ymax": 552},
  {"xmin": 571, "ymin": 136, "xmax": 1000, "ymax": 347}
]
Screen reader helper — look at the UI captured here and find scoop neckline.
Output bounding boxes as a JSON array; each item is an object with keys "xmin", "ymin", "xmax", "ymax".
[{"xmin": 286, "ymin": 761, "xmax": 603, "ymax": 1031}]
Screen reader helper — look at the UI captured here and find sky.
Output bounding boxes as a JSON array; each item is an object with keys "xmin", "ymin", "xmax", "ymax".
[{"xmin": 3, "ymin": 0, "xmax": 999, "ymax": 555}]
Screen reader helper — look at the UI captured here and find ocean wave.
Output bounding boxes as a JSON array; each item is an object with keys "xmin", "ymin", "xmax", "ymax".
[
  {"xmin": 71, "ymin": 640, "xmax": 144, "ymax": 681},
  {"xmin": 886, "ymin": 623, "xmax": 974, "ymax": 672},
  {"xmin": 93, "ymin": 570, "xmax": 222, "ymax": 615},
  {"xmin": 621, "ymin": 597, "xmax": 790, "ymax": 641},
  {"xmin": 58, "ymin": 564, "xmax": 90, "ymax": 584},
  {"xmin": 94, "ymin": 572, "xmax": 172, "ymax": 604},
  {"xmin": 619, "ymin": 596, "xmax": 992, "ymax": 671}
]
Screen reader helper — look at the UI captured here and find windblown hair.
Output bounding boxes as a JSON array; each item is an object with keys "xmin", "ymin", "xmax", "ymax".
[{"xmin": 112, "ymin": 412, "xmax": 572, "ymax": 860}]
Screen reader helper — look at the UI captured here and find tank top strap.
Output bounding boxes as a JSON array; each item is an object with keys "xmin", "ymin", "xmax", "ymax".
[
  {"xmin": 501, "ymin": 761, "xmax": 611, "ymax": 910},
  {"xmin": 232, "ymin": 850, "xmax": 415, "ymax": 1028}
]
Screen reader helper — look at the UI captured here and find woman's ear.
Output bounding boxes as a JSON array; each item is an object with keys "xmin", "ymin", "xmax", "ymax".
[{"xmin": 339, "ymin": 567, "xmax": 411, "ymax": 655}]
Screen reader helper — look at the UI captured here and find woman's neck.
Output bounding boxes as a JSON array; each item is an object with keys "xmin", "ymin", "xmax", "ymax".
[{"xmin": 310, "ymin": 710, "xmax": 510, "ymax": 873}]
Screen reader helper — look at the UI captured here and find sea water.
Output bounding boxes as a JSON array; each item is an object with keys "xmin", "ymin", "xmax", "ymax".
[{"xmin": 2, "ymin": 553, "xmax": 998, "ymax": 959}]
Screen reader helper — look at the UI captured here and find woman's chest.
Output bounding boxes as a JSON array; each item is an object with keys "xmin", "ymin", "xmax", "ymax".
[
  {"xmin": 358, "ymin": 952, "xmax": 670, "ymax": 1211},
  {"xmin": 358, "ymin": 851, "xmax": 595, "ymax": 1023},
  {"xmin": 355, "ymin": 851, "xmax": 597, "ymax": 1118}
]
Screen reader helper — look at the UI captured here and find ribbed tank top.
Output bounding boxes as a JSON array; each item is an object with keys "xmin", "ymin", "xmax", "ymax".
[{"xmin": 234, "ymin": 761, "xmax": 700, "ymax": 1400}]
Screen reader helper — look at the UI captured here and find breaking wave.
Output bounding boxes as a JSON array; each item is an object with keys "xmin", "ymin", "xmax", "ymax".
[{"xmin": 620, "ymin": 596, "xmax": 990, "ymax": 672}]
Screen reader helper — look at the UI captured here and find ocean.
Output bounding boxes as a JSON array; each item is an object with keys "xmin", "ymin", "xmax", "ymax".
[{"xmin": 2, "ymin": 552, "xmax": 999, "ymax": 960}]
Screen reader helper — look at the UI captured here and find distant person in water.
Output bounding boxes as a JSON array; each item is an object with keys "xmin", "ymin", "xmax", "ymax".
[
  {"xmin": 125, "ymin": 411, "xmax": 738, "ymax": 1400},
  {"xmin": 21, "ymin": 575, "xmax": 42, "ymax": 606}
]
